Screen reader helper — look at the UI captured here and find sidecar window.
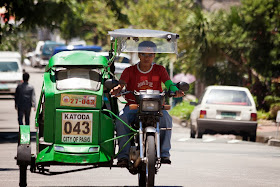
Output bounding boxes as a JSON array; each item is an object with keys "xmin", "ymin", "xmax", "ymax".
[{"xmin": 56, "ymin": 68, "xmax": 101, "ymax": 91}]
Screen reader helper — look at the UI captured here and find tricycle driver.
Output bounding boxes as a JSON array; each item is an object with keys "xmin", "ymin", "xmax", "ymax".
[{"xmin": 110, "ymin": 41, "xmax": 185, "ymax": 167}]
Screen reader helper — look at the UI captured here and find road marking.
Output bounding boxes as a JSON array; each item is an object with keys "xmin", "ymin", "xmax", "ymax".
[
  {"xmin": 177, "ymin": 138, "xmax": 190, "ymax": 142},
  {"xmin": 203, "ymin": 137, "xmax": 216, "ymax": 142},
  {"xmin": 227, "ymin": 139, "xmax": 241, "ymax": 144}
]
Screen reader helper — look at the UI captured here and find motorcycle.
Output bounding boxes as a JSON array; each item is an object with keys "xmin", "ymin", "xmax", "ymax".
[{"xmin": 105, "ymin": 81, "xmax": 189, "ymax": 186}]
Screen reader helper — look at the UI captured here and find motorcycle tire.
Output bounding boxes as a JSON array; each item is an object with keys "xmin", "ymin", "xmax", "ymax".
[{"xmin": 138, "ymin": 134, "xmax": 156, "ymax": 187}]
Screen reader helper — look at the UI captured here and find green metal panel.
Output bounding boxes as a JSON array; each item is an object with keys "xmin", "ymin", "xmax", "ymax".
[
  {"xmin": 44, "ymin": 72, "xmax": 55, "ymax": 142},
  {"xmin": 19, "ymin": 125, "xmax": 30, "ymax": 144},
  {"xmin": 46, "ymin": 51, "xmax": 108, "ymax": 71},
  {"xmin": 36, "ymin": 145, "xmax": 101, "ymax": 164},
  {"xmin": 99, "ymin": 112, "xmax": 115, "ymax": 162}
]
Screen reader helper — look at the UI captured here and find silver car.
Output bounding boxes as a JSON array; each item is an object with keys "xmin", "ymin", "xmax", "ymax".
[{"xmin": 190, "ymin": 85, "xmax": 258, "ymax": 141}]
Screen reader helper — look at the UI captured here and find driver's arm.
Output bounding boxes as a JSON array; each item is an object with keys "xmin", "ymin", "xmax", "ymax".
[
  {"xmin": 110, "ymin": 79, "xmax": 127, "ymax": 96},
  {"xmin": 164, "ymin": 80, "xmax": 185, "ymax": 98}
]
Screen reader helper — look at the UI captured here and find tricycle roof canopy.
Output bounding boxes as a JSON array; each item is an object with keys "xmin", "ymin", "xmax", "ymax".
[
  {"xmin": 46, "ymin": 51, "xmax": 108, "ymax": 71},
  {"xmin": 108, "ymin": 29, "xmax": 179, "ymax": 40},
  {"xmin": 108, "ymin": 29, "xmax": 179, "ymax": 54}
]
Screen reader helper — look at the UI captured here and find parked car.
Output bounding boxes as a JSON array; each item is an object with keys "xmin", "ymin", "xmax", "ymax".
[
  {"xmin": 94, "ymin": 52, "xmax": 132, "ymax": 77},
  {"xmin": 190, "ymin": 85, "xmax": 258, "ymax": 141},
  {"xmin": 30, "ymin": 41, "xmax": 65, "ymax": 67},
  {"xmin": 0, "ymin": 51, "xmax": 23, "ymax": 95}
]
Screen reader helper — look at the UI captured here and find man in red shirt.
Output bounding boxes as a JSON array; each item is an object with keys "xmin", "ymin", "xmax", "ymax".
[{"xmin": 111, "ymin": 41, "xmax": 184, "ymax": 167}]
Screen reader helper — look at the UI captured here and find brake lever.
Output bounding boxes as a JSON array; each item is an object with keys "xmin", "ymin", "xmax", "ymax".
[{"xmin": 112, "ymin": 91, "xmax": 132, "ymax": 97}]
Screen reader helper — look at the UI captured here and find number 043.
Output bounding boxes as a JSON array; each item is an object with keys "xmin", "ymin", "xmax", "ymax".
[{"xmin": 63, "ymin": 121, "xmax": 91, "ymax": 135}]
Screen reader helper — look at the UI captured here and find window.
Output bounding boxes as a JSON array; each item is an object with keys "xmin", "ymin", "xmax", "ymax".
[
  {"xmin": 0, "ymin": 62, "xmax": 19, "ymax": 72},
  {"xmin": 206, "ymin": 89, "xmax": 252, "ymax": 106},
  {"xmin": 56, "ymin": 68, "xmax": 101, "ymax": 91}
]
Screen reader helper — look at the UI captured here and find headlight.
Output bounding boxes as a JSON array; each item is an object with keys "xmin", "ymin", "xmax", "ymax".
[
  {"xmin": 142, "ymin": 100, "xmax": 159, "ymax": 112},
  {"xmin": 54, "ymin": 146, "xmax": 65, "ymax": 152}
]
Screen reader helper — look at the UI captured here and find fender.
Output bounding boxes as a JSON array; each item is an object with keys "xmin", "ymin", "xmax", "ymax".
[
  {"xmin": 145, "ymin": 126, "xmax": 156, "ymax": 133},
  {"xmin": 17, "ymin": 125, "xmax": 31, "ymax": 165}
]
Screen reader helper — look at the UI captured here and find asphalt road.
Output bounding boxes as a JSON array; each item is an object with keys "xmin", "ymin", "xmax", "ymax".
[{"xmin": 1, "ymin": 65, "xmax": 280, "ymax": 186}]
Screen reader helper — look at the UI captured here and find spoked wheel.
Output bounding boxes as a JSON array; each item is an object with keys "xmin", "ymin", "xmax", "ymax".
[
  {"xmin": 138, "ymin": 134, "xmax": 156, "ymax": 187},
  {"xmin": 19, "ymin": 164, "xmax": 27, "ymax": 187}
]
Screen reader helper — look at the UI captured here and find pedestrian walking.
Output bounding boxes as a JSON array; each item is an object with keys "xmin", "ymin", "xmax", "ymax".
[{"xmin": 15, "ymin": 72, "xmax": 36, "ymax": 125}]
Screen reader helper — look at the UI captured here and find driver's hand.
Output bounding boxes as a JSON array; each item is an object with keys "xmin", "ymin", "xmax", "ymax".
[
  {"xmin": 174, "ymin": 90, "xmax": 185, "ymax": 98},
  {"xmin": 110, "ymin": 85, "xmax": 122, "ymax": 96}
]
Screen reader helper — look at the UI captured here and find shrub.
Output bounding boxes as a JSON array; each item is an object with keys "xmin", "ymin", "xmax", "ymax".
[
  {"xmin": 169, "ymin": 101, "xmax": 195, "ymax": 120},
  {"xmin": 264, "ymin": 95, "xmax": 280, "ymax": 105},
  {"xmin": 257, "ymin": 110, "xmax": 269, "ymax": 120},
  {"xmin": 269, "ymin": 103, "xmax": 280, "ymax": 120}
]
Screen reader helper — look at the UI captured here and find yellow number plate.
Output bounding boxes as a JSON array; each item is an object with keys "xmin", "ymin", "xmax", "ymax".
[
  {"xmin": 62, "ymin": 112, "xmax": 92, "ymax": 143},
  {"xmin": 61, "ymin": 94, "xmax": 96, "ymax": 108}
]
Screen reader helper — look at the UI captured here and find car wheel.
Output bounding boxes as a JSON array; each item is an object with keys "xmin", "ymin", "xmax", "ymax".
[
  {"xmin": 249, "ymin": 134, "xmax": 256, "ymax": 142},
  {"xmin": 190, "ymin": 125, "xmax": 196, "ymax": 138},
  {"xmin": 242, "ymin": 135, "xmax": 248, "ymax": 141},
  {"xmin": 190, "ymin": 130, "xmax": 196, "ymax": 138},
  {"xmin": 197, "ymin": 132, "xmax": 203, "ymax": 139}
]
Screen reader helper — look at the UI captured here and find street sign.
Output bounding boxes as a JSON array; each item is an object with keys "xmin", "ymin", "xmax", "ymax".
[{"xmin": 276, "ymin": 110, "xmax": 280, "ymax": 123}]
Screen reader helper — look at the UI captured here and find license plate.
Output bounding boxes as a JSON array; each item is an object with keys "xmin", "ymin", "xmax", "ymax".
[
  {"xmin": 61, "ymin": 94, "xmax": 96, "ymax": 108},
  {"xmin": 61, "ymin": 112, "xmax": 92, "ymax": 143},
  {"xmin": 0, "ymin": 84, "xmax": 8, "ymax": 89},
  {"xmin": 221, "ymin": 112, "xmax": 236, "ymax": 118}
]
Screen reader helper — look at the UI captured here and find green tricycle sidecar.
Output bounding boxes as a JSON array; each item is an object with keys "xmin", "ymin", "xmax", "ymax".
[{"xmin": 17, "ymin": 50, "xmax": 122, "ymax": 186}]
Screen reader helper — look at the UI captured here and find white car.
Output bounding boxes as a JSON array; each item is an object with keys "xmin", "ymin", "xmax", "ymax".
[
  {"xmin": 0, "ymin": 52, "xmax": 23, "ymax": 94},
  {"xmin": 95, "ymin": 52, "xmax": 132, "ymax": 76},
  {"xmin": 30, "ymin": 41, "xmax": 65, "ymax": 67},
  {"xmin": 190, "ymin": 85, "xmax": 258, "ymax": 141}
]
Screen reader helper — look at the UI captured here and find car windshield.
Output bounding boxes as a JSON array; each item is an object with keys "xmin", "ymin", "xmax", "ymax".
[
  {"xmin": 56, "ymin": 68, "xmax": 101, "ymax": 91},
  {"xmin": 43, "ymin": 43, "xmax": 65, "ymax": 56},
  {"xmin": 206, "ymin": 89, "xmax": 252, "ymax": 106},
  {"xmin": 0, "ymin": 62, "xmax": 19, "ymax": 72}
]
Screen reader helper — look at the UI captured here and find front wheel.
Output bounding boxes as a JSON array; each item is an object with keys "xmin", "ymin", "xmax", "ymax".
[{"xmin": 138, "ymin": 134, "xmax": 156, "ymax": 187}]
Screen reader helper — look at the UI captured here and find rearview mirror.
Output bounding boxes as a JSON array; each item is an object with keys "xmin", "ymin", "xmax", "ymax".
[
  {"xmin": 176, "ymin": 82, "xmax": 189, "ymax": 91},
  {"xmin": 104, "ymin": 79, "xmax": 119, "ymax": 90}
]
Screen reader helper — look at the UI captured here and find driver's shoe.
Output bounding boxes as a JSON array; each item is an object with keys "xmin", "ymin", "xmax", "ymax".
[
  {"xmin": 161, "ymin": 157, "xmax": 171, "ymax": 164},
  {"xmin": 117, "ymin": 158, "xmax": 129, "ymax": 167}
]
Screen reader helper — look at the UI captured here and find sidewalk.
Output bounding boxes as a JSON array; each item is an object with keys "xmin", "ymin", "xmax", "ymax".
[
  {"xmin": 172, "ymin": 116, "xmax": 280, "ymax": 147},
  {"xmin": 256, "ymin": 119, "xmax": 280, "ymax": 146}
]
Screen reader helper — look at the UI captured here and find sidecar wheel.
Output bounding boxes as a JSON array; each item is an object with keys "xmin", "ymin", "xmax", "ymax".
[{"xmin": 19, "ymin": 164, "xmax": 27, "ymax": 187}]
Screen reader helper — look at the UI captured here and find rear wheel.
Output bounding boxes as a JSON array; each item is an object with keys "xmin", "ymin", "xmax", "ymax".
[
  {"xmin": 197, "ymin": 131, "xmax": 203, "ymax": 139},
  {"xmin": 19, "ymin": 164, "xmax": 27, "ymax": 187},
  {"xmin": 190, "ymin": 125, "xmax": 196, "ymax": 138},
  {"xmin": 249, "ymin": 134, "xmax": 256, "ymax": 142},
  {"xmin": 138, "ymin": 168, "xmax": 146, "ymax": 186},
  {"xmin": 242, "ymin": 135, "xmax": 248, "ymax": 141}
]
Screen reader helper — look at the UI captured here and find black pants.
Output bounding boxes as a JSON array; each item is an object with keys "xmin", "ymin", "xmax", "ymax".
[{"xmin": 17, "ymin": 107, "xmax": 31, "ymax": 125}]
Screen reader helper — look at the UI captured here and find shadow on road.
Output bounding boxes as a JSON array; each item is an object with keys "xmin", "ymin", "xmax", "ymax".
[
  {"xmin": 0, "ymin": 168, "xmax": 18, "ymax": 171},
  {"xmin": 0, "ymin": 96, "xmax": 14, "ymax": 100},
  {"xmin": 0, "ymin": 132, "xmax": 36, "ymax": 143}
]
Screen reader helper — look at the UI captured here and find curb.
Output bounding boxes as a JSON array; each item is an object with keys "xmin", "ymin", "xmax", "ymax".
[
  {"xmin": 171, "ymin": 116, "xmax": 280, "ymax": 147},
  {"xmin": 268, "ymin": 139, "xmax": 280, "ymax": 147}
]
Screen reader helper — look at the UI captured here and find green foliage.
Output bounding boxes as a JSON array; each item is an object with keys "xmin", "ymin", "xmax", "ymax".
[
  {"xmin": 257, "ymin": 110, "xmax": 270, "ymax": 120},
  {"xmin": 169, "ymin": 101, "xmax": 195, "ymax": 120},
  {"xmin": 269, "ymin": 103, "xmax": 280, "ymax": 120},
  {"xmin": 264, "ymin": 95, "xmax": 280, "ymax": 105}
]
